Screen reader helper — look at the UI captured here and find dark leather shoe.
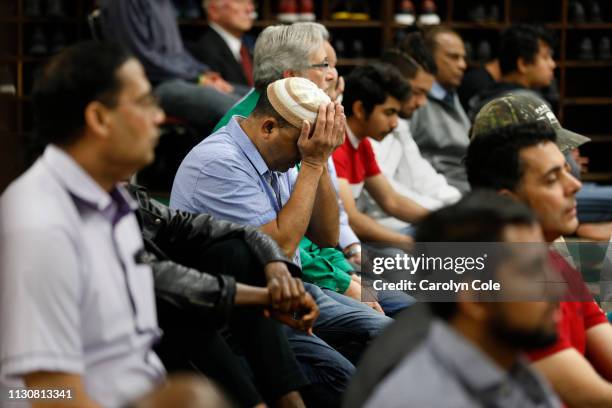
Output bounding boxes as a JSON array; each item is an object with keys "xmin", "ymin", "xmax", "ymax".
[
  {"xmin": 570, "ymin": 1, "xmax": 586, "ymax": 23},
  {"xmin": 45, "ymin": 0, "xmax": 65, "ymax": 17},
  {"xmin": 589, "ymin": 0, "xmax": 602, "ymax": 22},
  {"xmin": 578, "ymin": 37, "xmax": 594, "ymax": 60},
  {"xmin": 28, "ymin": 27, "xmax": 47, "ymax": 55},
  {"xmin": 468, "ymin": 4, "xmax": 486, "ymax": 22},
  {"xmin": 598, "ymin": 36, "xmax": 611, "ymax": 59},
  {"xmin": 50, "ymin": 29, "xmax": 66, "ymax": 54},
  {"xmin": 25, "ymin": 0, "xmax": 42, "ymax": 17}
]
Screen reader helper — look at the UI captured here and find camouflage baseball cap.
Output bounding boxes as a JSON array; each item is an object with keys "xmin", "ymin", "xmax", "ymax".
[{"xmin": 471, "ymin": 93, "xmax": 590, "ymax": 152}]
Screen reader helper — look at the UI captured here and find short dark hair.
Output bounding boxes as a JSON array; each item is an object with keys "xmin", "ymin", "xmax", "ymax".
[
  {"xmin": 343, "ymin": 63, "xmax": 411, "ymax": 117},
  {"xmin": 423, "ymin": 25, "xmax": 461, "ymax": 54},
  {"xmin": 251, "ymin": 89, "xmax": 293, "ymax": 128},
  {"xmin": 416, "ymin": 191, "xmax": 536, "ymax": 320},
  {"xmin": 466, "ymin": 122, "xmax": 557, "ymax": 191},
  {"xmin": 382, "ymin": 32, "xmax": 437, "ymax": 79},
  {"xmin": 498, "ymin": 24, "xmax": 554, "ymax": 76},
  {"xmin": 33, "ymin": 41, "xmax": 132, "ymax": 146}
]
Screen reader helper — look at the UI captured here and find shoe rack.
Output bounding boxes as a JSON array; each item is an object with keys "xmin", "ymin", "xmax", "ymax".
[
  {"xmin": 1, "ymin": 0, "xmax": 612, "ymax": 193},
  {"xmin": 0, "ymin": 0, "xmax": 94, "ymax": 192}
]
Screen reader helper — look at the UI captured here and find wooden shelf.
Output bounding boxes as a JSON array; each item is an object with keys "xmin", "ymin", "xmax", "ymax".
[
  {"xmin": 582, "ymin": 172, "xmax": 612, "ymax": 182},
  {"xmin": 562, "ymin": 97, "xmax": 612, "ymax": 105},
  {"xmin": 566, "ymin": 23, "xmax": 612, "ymax": 30},
  {"xmin": 562, "ymin": 60, "xmax": 612, "ymax": 67},
  {"xmin": 582, "ymin": 135, "xmax": 612, "ymax": 143},
  {"xmin": 337, "ymin": 58, "xmax": 377, "ymax": 66}
]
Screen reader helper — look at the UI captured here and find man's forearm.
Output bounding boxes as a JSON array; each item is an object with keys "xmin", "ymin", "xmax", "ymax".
[
  {"xmin": 261, "ymin": 163, "xmax": 324, "ymax": 257},
  {"xmin": 234, "ymin": 284, "xmax": 269, "ymax": 305},
  {"xmin": 385, "ymin": 193, "xmax": 429, "ymax": 223},
  {"xmin": 307, "ymin": 166, "xmax": 340, "ymax": 247},
  {"xmin": 349, "ymin": 210, "xmax": 411, "ymax": 244}
]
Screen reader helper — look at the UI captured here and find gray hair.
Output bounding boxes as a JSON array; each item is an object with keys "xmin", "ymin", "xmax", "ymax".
[{"xmin": 253, "ymin": 22, "xmax": 328, "ymax": 90}]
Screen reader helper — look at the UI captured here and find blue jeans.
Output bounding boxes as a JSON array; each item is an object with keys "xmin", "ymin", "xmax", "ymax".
[
  {"xmin": 285, "ymin": 283, "xmax": 392, "ymax": 393},
  {"xmin": 576, "ymin": 182, "xmax": 612, "ymax": 223},
  {"xmin": 154, "ymin": 78, "xmax": 243, "ymax": 135}
]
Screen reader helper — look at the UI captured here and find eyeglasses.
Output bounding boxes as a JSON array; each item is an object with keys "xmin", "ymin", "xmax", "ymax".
[{"xmin": 308, "ymin": 61, "xmax": 331, "ymax": 71}]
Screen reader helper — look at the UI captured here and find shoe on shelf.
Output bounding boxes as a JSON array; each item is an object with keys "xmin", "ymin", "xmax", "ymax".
[
  {"xmin": 464, "ymin": 40, "xmax": 474, "ymax": 62},
  {"xmin": 334, "ymin": 38, "xmax": 347, "ymax": 59},
  {"xmin": 24, "ymin": 0, "xmax": 42, "ymax": 17},
  {"xmin": 476, "ymin": 39, "xmax": 491, "ymax": 62},
  {"xmin": 50, "ymin": 29, "xmax": 66, "ymax": 54},
  {"xmin": 45, "ymin": 0, "xmax": 65, "ymax": 18},
  {"xmin": 182, "ymin": 0, "xmax": 202, "ymax": 19},
  {"xmin": 588, "ymin": 0, "xmax": 602, "ymax": 23},
  {"xmin": 598, "ymin": 36, "xmax": 611, "ymax": 60},
  {"xmin": 419, "ymin": 0, "xmax": 441, "ymax": 25},
  {"xmin": 395, "ymin": 0, "xmax": 416, "ymax": 26},
  {"xmin": 298, "ymin": 0, "xmax": 316, "ymax": 21},
  {"xmin": 569, "ymin": 1, "xmax": 586, "ymax": 23},
  {"xmin": 488, "ymin": 4, "xmax": 500, "ymax": 22},
  {"xmin": 331, "ymin": 0, "xmax": 351, "ymax": 20},
  {"xmin": 350, "ymin": 0, "xmax": 370, "ymax": 21},
  {"xmin": 278, "ymin": 0, "xmax": 298, "ymax": 22},
  {"xmin": 28, "ymin": 27, "xmax": 48, "ymax": 56},
  {"xmin": 468, "ymin": 3, "xmax": 486, "ymax": 23},
  {"xmin": 578, "ymin": 37, "xmax": 594, "ymax": 60},
  {"xmin": 352, "ymin": 39, "xmax": 364, "ymax": 58},
  {"xmin": 0, "ymin": 65, "xmax": 16, "ymax": 96}
]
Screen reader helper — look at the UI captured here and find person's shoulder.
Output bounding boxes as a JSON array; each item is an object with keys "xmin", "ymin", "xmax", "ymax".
[
  {"xmin": 1, "ymin": 161, "xmax": 72, "ymax": 230},
  {"xmin": 365, "ymin": 344, "xmax": 469, "ymax": 407}
]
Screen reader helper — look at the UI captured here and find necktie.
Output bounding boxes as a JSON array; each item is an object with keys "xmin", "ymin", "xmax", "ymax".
[
  {"xmin": 266, "ymin": 172, "xmax": 282, "ymax": 211},
  {"xmin": 240, "ymin": 43, "xmax": 254, "ymax": 87}
]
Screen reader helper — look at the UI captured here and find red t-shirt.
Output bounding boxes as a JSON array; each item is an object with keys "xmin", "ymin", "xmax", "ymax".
[
  {"xmin": 527, "ymin": 251, "xmax": 608, "ymax": 361},
  {"xmin": 332, "ymin": 134, "xmax": 381, "ymax": 198}
]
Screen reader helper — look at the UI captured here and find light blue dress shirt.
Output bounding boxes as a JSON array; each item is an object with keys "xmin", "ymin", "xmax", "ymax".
[
  {"xmin": 171, "ymin": 116, "xmax": 300, "ymax": 263},
  {"xmin": 0, "ymin": 145, "xmax": 165, "ymax": 407}
]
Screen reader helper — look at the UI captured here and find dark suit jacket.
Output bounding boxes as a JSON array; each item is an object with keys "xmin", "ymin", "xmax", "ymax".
[{"xmin": 189, "ymin": 27, "xmax": 251, "ymax": 86}]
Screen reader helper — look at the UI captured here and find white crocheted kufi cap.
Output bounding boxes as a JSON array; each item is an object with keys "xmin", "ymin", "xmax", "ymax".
[{"xmin": 266, "ymin": 77, "xmax": 331, "ymax": 128}]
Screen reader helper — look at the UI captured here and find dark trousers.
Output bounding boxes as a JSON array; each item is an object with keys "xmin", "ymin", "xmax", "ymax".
[{"xmin": 155, "ymin": 239, "xmax": 307, "ymax": 407}]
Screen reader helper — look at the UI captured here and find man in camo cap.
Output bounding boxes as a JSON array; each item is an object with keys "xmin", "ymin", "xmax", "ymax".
[
  {"xmin": 471, "ymin": 93, "xmax": 590, "ymax": 153},
  {"xmin": 472, "ymin": 93, "xmax": 612, "ymax": 241}
]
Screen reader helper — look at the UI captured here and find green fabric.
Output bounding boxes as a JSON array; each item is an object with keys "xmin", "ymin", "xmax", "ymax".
[
  {"xmin": 213, "ymin": 89, "xmax": 261, "ymax": 131},
  {"xmin": 299, "ymin": 237, "xmax": 353, "ymax": 293}
]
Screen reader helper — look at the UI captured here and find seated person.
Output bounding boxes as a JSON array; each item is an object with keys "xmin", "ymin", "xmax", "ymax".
[
  {"xmin": 364, "ymin": 192, "xmax": 563, "ymax": 408},
  {"xmin": 190, "ymin": 0, "xmax": 256, "ymax": 87},
  {"xmin": 333, "ymin": 63, "xmax": 429, "ymax": 245},
  {"xmin": 211, "ymin": 22, "xmax": 411, "ymax": 316},
  {"xmin": 468, "ymin": 100, "xmax": 612, "ymax": 407},
  {"xmin": 0, "ymin": 41, "xmax": 204, "ymax": 408},
  {"xmin": 171, "ymin": 76, "xmax": 392, "ymax": 402},
  {"xmin": 359, "ymin": 33, "xmax": 461, "ymax": 232},
  {"xmin": 410, "ymin": 26, "xmax": 470, "ymax": 193},
  {"xmin": 99, "ymin": 0, "xmax": 246, "ymax": 135},
  {"xmin": 131, "ymin": 184, "xmax": 317, "ymax": 407}
]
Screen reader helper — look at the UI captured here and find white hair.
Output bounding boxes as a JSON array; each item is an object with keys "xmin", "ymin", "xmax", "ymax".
[{"xmin": 253, "ymin": 22, "xmax": 328, "ymax": 89}]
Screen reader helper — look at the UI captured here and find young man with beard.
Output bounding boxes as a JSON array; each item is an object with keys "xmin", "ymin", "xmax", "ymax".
[
  {"xmin": 468, "ymin": 97, "xmax": 612, "ymax": 407},
  {"xmin": 363, "ymin": 192, "xmax": 562, "ymax": 408}
]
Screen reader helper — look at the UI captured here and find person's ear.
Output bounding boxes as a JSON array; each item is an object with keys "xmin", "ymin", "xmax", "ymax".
[
  {"xmin": 498, "ymin": 188, "xmax": 520, "ymax": 201},
  {"xmin": 261, "ymin": 118, "xmax": 277, "ymax": 140},
  {"xmin": 516, "ymin": 57, "xmax": 530, "ymax": 75},
  {"xmin": 353, "ymin": 100, "xmax": 366, "ymax": 121},
  {"xmin": 84, "ymin": 101, "xmax": 111, "ymax": 139},
  {"xmin": 283, "ymin": 70, "xmax": 298, "ymax": 79}
]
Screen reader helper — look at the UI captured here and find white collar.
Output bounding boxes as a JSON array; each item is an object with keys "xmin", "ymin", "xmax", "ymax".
[
  {"xmin": 210, "ymin": 22, "xmax": 243, "ymax": 61},
  {"xmin": 346, "ymin": 125, "xmax": 361, "ymax": 149}
]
